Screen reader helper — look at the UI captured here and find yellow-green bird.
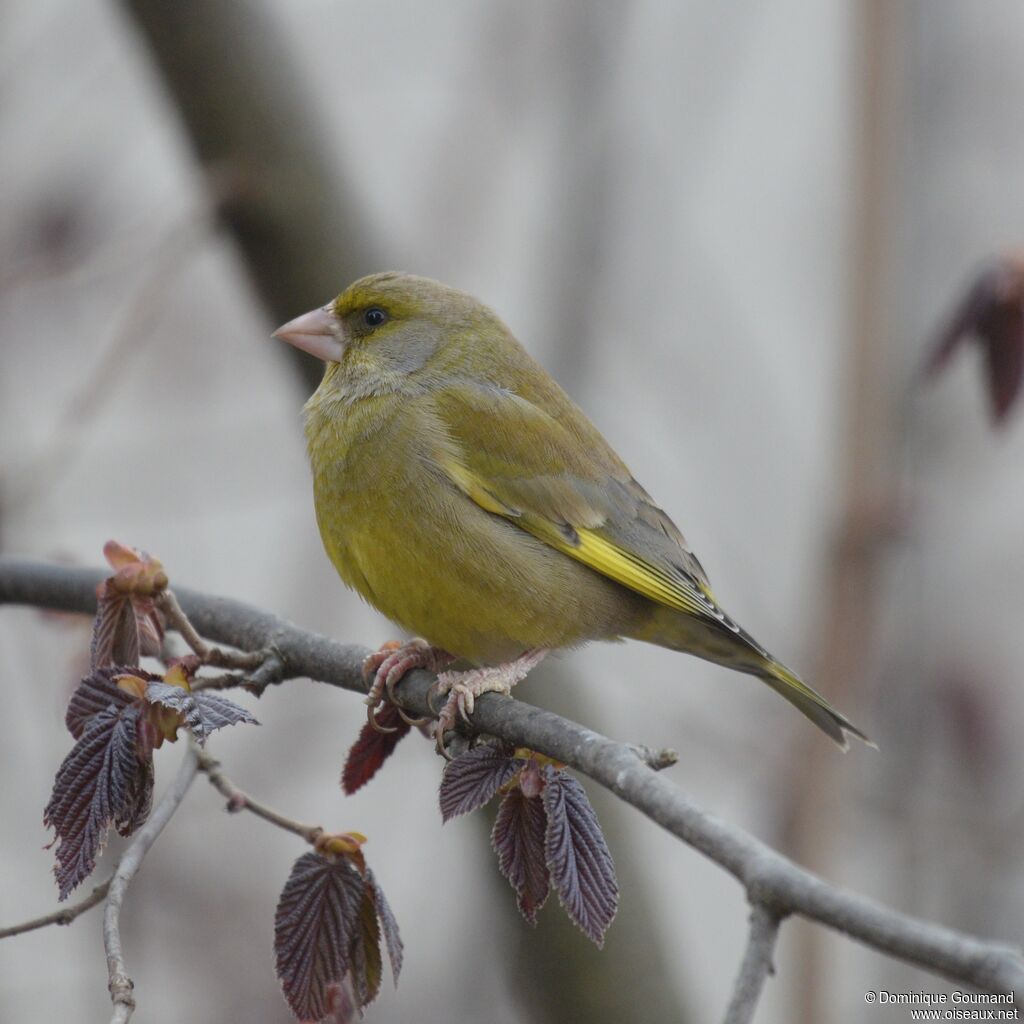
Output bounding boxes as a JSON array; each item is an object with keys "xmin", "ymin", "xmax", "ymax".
[{"xmin": 275, "ymin": 272, "xmax": 869, "ymax": 750}]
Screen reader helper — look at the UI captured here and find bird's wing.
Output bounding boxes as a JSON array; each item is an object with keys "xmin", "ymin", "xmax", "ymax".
[{"xmin": 429, "ymin": 382, "xmax": 725, "ymax": 622}]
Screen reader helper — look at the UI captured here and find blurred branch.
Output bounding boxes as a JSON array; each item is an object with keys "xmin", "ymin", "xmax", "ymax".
[
  {"xmin": 0, "ymin": 880, "xmax": 111, "ymax": 940},
  {"xmin": 3, "ymin": 558, "xmax": 1023, "ymax": 1016},
  {"xmin": 117, "ymin": 0, "xmax": 381, "ymax": 392},
  {"xmin": 4, "ymin": 209, "xmax": 210, "ymax": 513},
  {"xmin": 785, "ymin": 2, "xmax": 905, "ymax": 1018},
  {"xmin": 103, "ymin": 746, "xmax": 199, "ymax": 1024},
  {"xmin": 723, "ymin": 905, "xmax": 782, "ymax": 1024}
]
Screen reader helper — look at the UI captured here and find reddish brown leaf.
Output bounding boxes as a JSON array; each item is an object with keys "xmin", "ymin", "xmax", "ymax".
[
  {"xmin": 491, "ymin": 787, "xmax": 550, "ymax": 925},
  {"xmin": 341, "ymin": 705, "xmax": 411, "ymax": 795},
  {"xmin": 927, "ymin": 255, "xmax": 1024, "ymax": 423},
  {"xmin": 541, "ymin": 768, "xmax": 618, "ymax": 947},
  {"xmin": 90, "ymin": 584, "xmax": 165, "ymax": 670},
  {"xmin": 90, "ymin": 590, "xmax": 139, "ymax": 668},
  {"xmin": 439, "ymin": 745, "xmax": 521, "ymax": 822},
  {"xmin": 44, "ymin": 705, "xmax": 151, "ymax": 899},
  {"xmin": 274, "ymin": 852, "xmax": 367, "ymax": 1021}
]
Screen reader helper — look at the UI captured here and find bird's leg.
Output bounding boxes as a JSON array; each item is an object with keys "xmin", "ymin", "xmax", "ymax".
[
  {"xmin": 363, "ymin": 638, "xmax": 455, "ymax": 732},
  {"xmin": 429, "ymin": 649, "xmax": 548, "ymax": 756}
]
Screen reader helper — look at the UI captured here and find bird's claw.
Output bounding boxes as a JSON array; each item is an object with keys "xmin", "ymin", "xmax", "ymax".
[
  {"xmin": 362, "ymin": 639, "xmax": 452, "ymax": 733},
  {"xmin": 429, "ymin": 650, "xmax": 547, "ymax": 756}
]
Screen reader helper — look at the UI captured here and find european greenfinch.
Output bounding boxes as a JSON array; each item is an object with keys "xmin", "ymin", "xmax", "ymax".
[{"xmin": 275, "ymin": 272, "xmax": 868, "ymax": 749}]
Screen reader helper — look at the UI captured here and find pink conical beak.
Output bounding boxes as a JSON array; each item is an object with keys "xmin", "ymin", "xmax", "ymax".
[{"xmin": 273, "ymin": 305, "xmax": 347, "ymax": 362}]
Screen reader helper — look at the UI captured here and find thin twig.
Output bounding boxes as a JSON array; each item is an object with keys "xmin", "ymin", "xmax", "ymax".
[
  {"xmin": 722, "ymin": 904, "xmax": 783, "ymax": 1024},
  {"xmin": 103, "ymin": 746, "xmax": 199, "ymax": 1024},
  {"xmin": 193, "ymin": 744, "xmax": 322, "ymax": 844},
  {"xmin": 0, "ymin": 879, "xmax": 111, "ymax": 939},
  {"xmin": 191, "ymin": 652, "xmax": 285, "ymax": 694},
  {"xmin": 2, "ymin": 558, "xmax": 1023, "ymax": 1007},
  {"xmin": 158, "ymin": 589, "xmax": 267, "ymax": 670}
]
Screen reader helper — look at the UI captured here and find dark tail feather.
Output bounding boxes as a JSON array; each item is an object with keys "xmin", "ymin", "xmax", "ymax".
[{"xmin": 760, "ymin": 660, "xmax": 874, "ymax": 750}]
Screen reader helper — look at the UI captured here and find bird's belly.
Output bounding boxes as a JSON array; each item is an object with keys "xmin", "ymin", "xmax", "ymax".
[{"xmin": 315, "ymin": 473, "xmax": 644, "ymax": 664}]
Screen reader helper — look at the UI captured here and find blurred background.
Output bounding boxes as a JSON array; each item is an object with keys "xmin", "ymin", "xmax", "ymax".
[{"xmin": 2, "ymin": 1, "xmax": 1024, "ymax": 1021}]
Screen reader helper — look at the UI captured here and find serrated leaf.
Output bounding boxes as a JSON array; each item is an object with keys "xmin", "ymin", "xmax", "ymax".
[
  {"xmin": 341, "ymin": 705, "xmax": 411, "ymax": 795},
  {"xmin": 274, "ymin": 852, "xmax": 367, "ymax": 1021},
  {"xmin": 352, "ymin": 889, "xmax": 382, "ymax": 1006},
  {"xmin": 439, "ymin": 745, "xmax": 521, "ymax": 822},
  {"xmin": 115, "ymin": 753, "xmax": 154, "ymax": 838},
  {"xmin": 144, "ymin": 683, "xmax": 257, "ymax": 745},
  {"xmin": 367, "ymin": 869, "xmax": 403, "ymax": 984},
  {"xmin": 90, "ymin": 580, "xmax": 165, "ymax": 670},
  {"xmin": 133, "ymin": 596, "xmax": 164, "ymax": 657},
  {"xmin": 90, "ymin": 591, "xmax": 139, "ymax": 668},
  {"xmin": 191, "ymin": 691, "xmax": 258, "ymax": 737},
  {"xmin": 491, "ymin": 787, "xmax": 550, "ymax": 925},
  {"xmin": 541, "ymin": 768, "xmax": 618, "ymax": 947},
  {"xmin": 65, "ymin": 667, "xmax": 147, "ymax": 738},
  {"xmin": 44, "ymin": 706, "xmax": 151, "ymax": 899},
  {"xmin": 321, "ymin": 982, "xmax": 358, "ymax": 1024}
]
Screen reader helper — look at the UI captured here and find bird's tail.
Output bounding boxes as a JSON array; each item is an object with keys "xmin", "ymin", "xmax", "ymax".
[
  {"xmin": 757, "ymin": 658, "xmax": 872, "ymax": 750},
  {"xmin": 631, "ymin": 606, "xmax": 872, "ymax": 749}
]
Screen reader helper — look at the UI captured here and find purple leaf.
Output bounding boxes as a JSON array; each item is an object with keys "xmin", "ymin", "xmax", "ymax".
[
  {"xmin": 541, "ymin": 768, "xmax": 618, "ymax": 947},
  {"xmin": 89, "ymin": 585, "xmax": 164, "ymax": 670},
  {"xmin": 341, "ymin": 706, "xmax": 411, "ymax": 795},
  {"xmin": 321, "ymin": 982, "xmax": 358, "ymax": 1024},
  {"xmin": 44, "ymin": 705, "xmax": 151, "ymax": 899},
  {"xmin": 65, "ymin": 668, "xmax": 147, "ymax": 738},
  {"xmin": 144, "ymin": 683, "xmax": 257, "ymax": 745},
  {"xmin": 352, "ymin": 889, "xmax": 383, "ymax": 1006},
  {"xmin": 491, "ymin": 788, "xmax": 550, "ymax": 925},
  {"xmin": 115, "ymin": 754, "xmax": 154, "ymax": 839},
  {"xmin": 90, "ymin": 592, "xmax": 139, "ymax": 668},
  {"xmin": 367, "ymin": 869, "xmax": 403, "ymax": 984},
  {"xmin": 190, "ymin": 690, "xmax": 258, "ymax": 739},
  {"xmin": 439, "ymin": 745, "xmax": 521, "ymax": 822},
  {"xmin": 274, "ymin": 852, "xmax": 367, "ymax": 1021}
]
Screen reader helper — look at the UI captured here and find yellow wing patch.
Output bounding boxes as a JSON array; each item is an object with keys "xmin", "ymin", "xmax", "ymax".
[
  {"xmin": 441, "ymin": 456, "xmax": 717, "ymax": 619},
  {"xmin": 534, "ymin": 523, "xmax": 713, "ymax": 618},
  {"xmin": 441, "ymin": 457, "xmax": 520, "ymax": 518}
]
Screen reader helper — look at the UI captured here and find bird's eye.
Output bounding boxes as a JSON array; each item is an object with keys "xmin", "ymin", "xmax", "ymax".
[{"xmin": 363, "ymin": 307, "xmax": 387, "ymax": 328}]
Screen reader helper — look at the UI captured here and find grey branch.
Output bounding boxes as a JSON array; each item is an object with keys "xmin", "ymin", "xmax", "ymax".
[
  {"xmin": 3, "ymin": 558, "xmax": 1023, "ymax": 1019},
  {"xmin": 0, "ymin": 880, "xmax": 111, "ymax": 940},
  {"xmin": 103, "ymin": 746, "xmax": 199, "ymax": 1024},
  {"xmin": 723, "ymin": 905, "xmax": 783, "ymax": 1024}
]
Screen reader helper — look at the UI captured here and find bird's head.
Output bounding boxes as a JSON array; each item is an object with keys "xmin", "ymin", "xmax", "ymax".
[{"xmin": 273, "ymin": 272, "xmax": 504, "ymax": 397}]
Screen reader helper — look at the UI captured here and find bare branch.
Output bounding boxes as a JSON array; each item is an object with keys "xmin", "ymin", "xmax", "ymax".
[
  {"xmin": 0, "ymin": 880, "xmax": 111, "ymax": 940},
  {"xmin": 118, "ymin": 0, "xmax": 382, "ymax": 393},
  {"xmin": 722, "ymin": 904, "xmax": 783, "ymax": 1024},
  {"xmin": 2, "ymin": 557, "xmax": 1023, "ymax": 1008},
  {"xmin": 103, "ymin": 746, "xmax": 199, "ymax": 1024},
  {"xmin": 194, "ymin": 744, "xmax": 322, "ymax": 844},
  {"xmin": 157, "ymin": 589, "xmax": 267, "ymax": 670}
]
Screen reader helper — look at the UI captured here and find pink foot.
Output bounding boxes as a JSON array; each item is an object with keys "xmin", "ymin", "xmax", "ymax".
[
  {"xmin": 363, "ymin": 639, "xmax": 455, "ymax": 732},
  {"xmin": 430, "ymin": 649, "xmax": 547, "ymax": 755}
]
